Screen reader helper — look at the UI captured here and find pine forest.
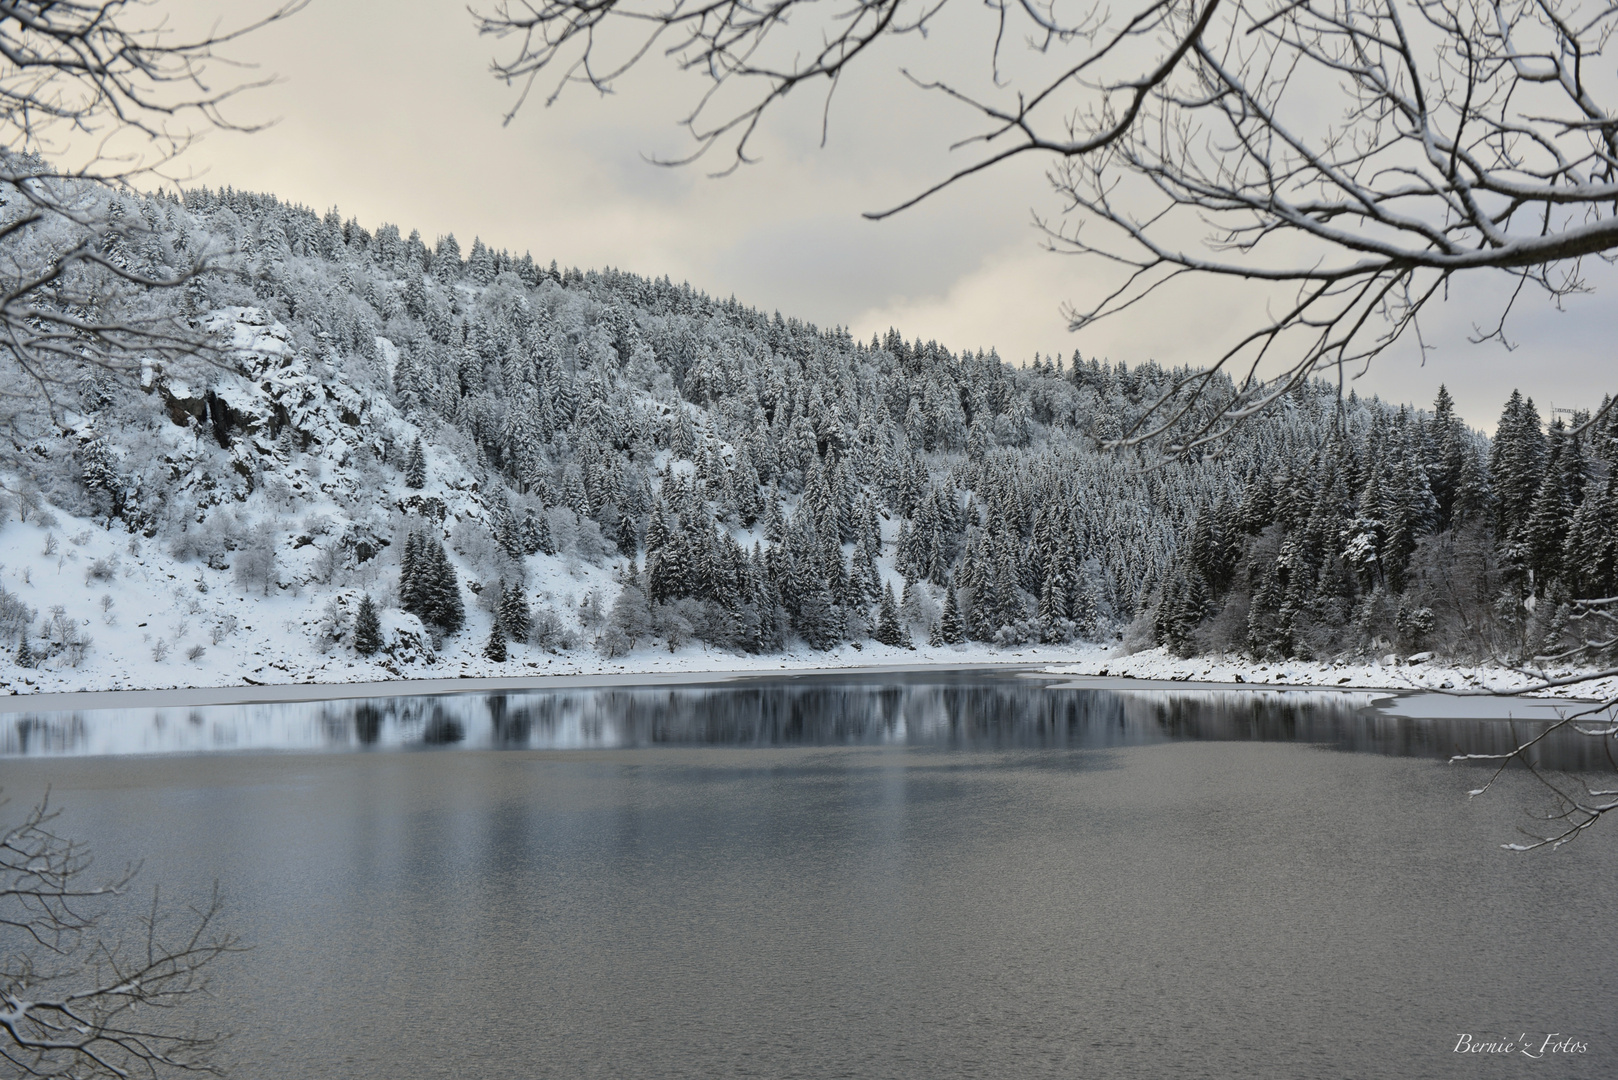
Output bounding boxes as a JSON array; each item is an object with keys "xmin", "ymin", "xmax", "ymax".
[{"xmin": 4, "ymin": 181, "xmax": 1617, "ymax": 682}]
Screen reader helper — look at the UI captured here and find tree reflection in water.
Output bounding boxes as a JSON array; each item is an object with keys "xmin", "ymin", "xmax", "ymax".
[{"xmin": 1, "ymin": 676, "xmax": 1608, "ymax": 770}]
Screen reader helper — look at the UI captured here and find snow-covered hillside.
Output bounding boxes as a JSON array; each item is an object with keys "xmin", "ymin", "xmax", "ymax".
[
  {"xmin": 1, "ymin": 309, "xmax": 1025, "ymax": 693},
  {"xmin": 4, "ymin": 306, "xmax": 633, "ymax": 691},
  {"xmin": 2, "ymin": 185, "xmax": 1613, "ymax": 698}
]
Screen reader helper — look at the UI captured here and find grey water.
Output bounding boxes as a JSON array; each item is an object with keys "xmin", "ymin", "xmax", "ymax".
[{"xmin": 1, "ymin": 673, "xmax": 1614, "ymax": 1078}]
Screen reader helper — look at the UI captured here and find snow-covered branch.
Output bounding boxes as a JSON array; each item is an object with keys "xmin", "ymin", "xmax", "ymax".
[
  {"xmin": 0, "ymin": 1, "xmax": 305, "ymax": 473},
  {"xmin": 475, "ymin": 0, "xmax": 1618, "ymax": 451}
]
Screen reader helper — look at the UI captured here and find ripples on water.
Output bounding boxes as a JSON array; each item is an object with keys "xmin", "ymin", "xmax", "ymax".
[{"xmin": 3, "ymin": 675, "xmax": 1608, "ymax": 769}]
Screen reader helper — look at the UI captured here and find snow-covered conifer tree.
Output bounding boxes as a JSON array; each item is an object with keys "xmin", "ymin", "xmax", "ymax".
[
  {"xmin": 406, "ymin": 438, "xmax": 427, "ymax": 489},
  {"xmin": 354, "ymin": 595, "xmax": 382, "ymax": 656},
  {"xmin": 483, "ymin": 620, "xmax": 507, "ymax": 662},
  {"xmin": 875, "ymin": 583, "xmax": 904, "ymax": 647},
  {"xmin": 940, "ymin": 583, "xmax": 965, "ymax": 644}
]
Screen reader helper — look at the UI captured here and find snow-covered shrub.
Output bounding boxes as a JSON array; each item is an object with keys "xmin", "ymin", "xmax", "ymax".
[
  {"xmin": 313, "ymin": 596, "xmax": 348, "ymax": 653},
  {"xmin": 1120, "ymin": 610, "xmax": 1157, "ymax": 655},
  {"xmin": 578, "ymin": 589, "xmax": 604, "ymax": 630},
  {"xmin": 596, "ymin": 625, "xmax": 631, "ymax": 658},
  {"xmin": 545, "ymin": 506, "xmax": 612, "ymax": 565},
  {"xmin": 529, "ymin": 605, "xmax": 574, "ymax": 652},
  {"xmin": 984, "ymin": 620, "xmax": 1032, "ymax": 648},
  {"xmin": 0, "ymin": 579, "xmax": 35, "ymax": 642},
  {"xmin": 1040, "ymin": 617, "xmax": 1078, "ymax": 644},
  {"xmin": 309, "ymin": 540, "xmax": 342, "ymax": 585},
  {"xmin": 41, "ymin": 606, "xmax": 91, "ymax": 667},
  {"xmin": 450, "ymin": 519, "xmax": 521, "ymax": 597},
  {"xmin": 300, "ymin": 513, "xmax": 335, "ymax": 538},
  {"xmin": 544, "ymin": 506, "xmax": 578, "ymax": 556},
  {"xmin": 173, "ymin": 585, "xmax": 204, "ymax": 616},
  {"xmin": 606, "ymin": 586, "xmax": 651, "ymax": 648},
  {"xmin": 651, "ymin": 600, "xmax": 699, "ymax": 652},
  {"xmin": 233, "ymin": 530, "xmax": 279, "ymax": 595},
  {"xmin": 899, "ymin": 581, "xmax": 939, "ymax": 635},
  {"xmin": 574, "ymin": 517, "xmax": 611, "ymax": 564},
  {"xmin": 261, "ymin": 473, "xmax": 296, "ymax": 513},
  {"xmin": 1395, "ymin": 601, "xmax": 1436, "ymax": 653},
  {"xmin": 185, "ymin": 644, "xmax": 206, "ymax": 661},
  {"xmin": 84, "ymin": 556, "xmax": 119, "ymax": 583},
  {"xmin": 210, "ymin": 613, "xmax": 239, "ymax": 645},
  {"xmin": 169, "ymin": 511, "xmax": 242, "ymax": 569}
]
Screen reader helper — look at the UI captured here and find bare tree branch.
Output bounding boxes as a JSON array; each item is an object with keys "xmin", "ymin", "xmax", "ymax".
[
  {"xmin": 474, "ymin": 0, "xmax": 1618, "ymax": 454},
  {"xmin": 1, "ymin": 790, "xmax": 242, "ymax": 1077},
  {"xmin": 0, "ymin": 1, "xmax": 306, "ymax": 479}
]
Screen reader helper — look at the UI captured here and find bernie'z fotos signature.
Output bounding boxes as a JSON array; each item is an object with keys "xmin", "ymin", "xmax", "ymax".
[{"xmin": 1454, "ymin": 1033, "xmax": 1588, "ymax": 1058}]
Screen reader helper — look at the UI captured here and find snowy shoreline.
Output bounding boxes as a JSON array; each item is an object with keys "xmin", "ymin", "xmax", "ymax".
[
  {"xmin": 4, "ymin": 640, "xmax": 1612, "ymax": 716},
  {"xmin": 4, "ymin": 305, "xmax": 1610, "ymax": 721}
]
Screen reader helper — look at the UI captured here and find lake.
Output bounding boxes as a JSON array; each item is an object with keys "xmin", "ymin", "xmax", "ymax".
[{"xmin": 2, "ymin": 671, "xmax": 1613, "ymax": 1078}]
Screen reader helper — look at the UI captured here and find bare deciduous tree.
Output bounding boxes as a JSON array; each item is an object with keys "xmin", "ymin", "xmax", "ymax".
[
  {"xmin": 1, "ymin": 791, "xmax": 241, "ymax": 1077},
  {"xmin": 475, "ymin": 0, "xmax": 1618, "ymax": 450},
  {"xmin": 0, "ymin": 1, "xmax": 304, "ymax": 465}
]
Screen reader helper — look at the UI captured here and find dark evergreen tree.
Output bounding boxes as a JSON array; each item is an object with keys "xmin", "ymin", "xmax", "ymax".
[
  {"xmin": 648, "ymin": 526, "xmax": 692, "ymax": 603},
  {"xmin": 77, "ymin": 437, "xmax": 123, "ymax": 522},
  {"xmin": 1426, "ymin": 385, "xmax": 1466, "ymax": 528},
  {"xmin": 401, "ymin": 532, "xmax": 465, "ymax": 635},
  {"xmin": 1489, "ymin": 390, "xmax": 1546, "ymax": 540},
  {"xmin": 498, "ymin": 581, "xmax": 533, "ymax": 644},
  {"xmin": 533, "ymin": 507, "xmax": 558, "ymax": 556},
  {"xmin": 795, "ymin": 583, "xmax": 841, "ymax": 650},
  {"xmin": 1523, "ymin": 420, "xmax": 1582, "ymax": 592},
  {"xmin": 1038, "ymin": 559, "xmax": 1069, "ymax": 626},
  {"xmin": 405, "ymin": 438, "xmax": 427, "ymax": 488},
  {"xmin": 875, "ymin": 583, "xmax": 906, "ymax": 647},
  {"xmin": 489, "ymin": 488, "xmax": 523, "ymax": 558},
  {"xmin": 429, "ymin": 542, "xmax": 466, "ymax": 634},
  {"xmin": 483, "ymin": 620, "xmax": 507, "ymax": 662},
  {"xmin": 1563, "ymin": 478, "xmax": 1617, "ymax": 599},
  {"xmin": 615, "ymin": 511, "xmax": 638, "ymax": 558},
  {"xmin": 1452, "ymin": 446, "xmax": 1492, "ymax": 527},
  {"xmin": 353, "ymin": 594, "xmax": 382, "ymax": 656},
  {"xmin": 1071, "ymin": 575, "xmax": 1100, "ymax": 638},
  {"xmin": 399, "ymin": 530, "xmax": 427, "ymax": 618}
]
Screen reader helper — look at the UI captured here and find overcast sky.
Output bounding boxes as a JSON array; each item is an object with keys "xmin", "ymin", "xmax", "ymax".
[{"xmin": 164, "ymin": 0, "xmax": 1614, "ymax": 432}]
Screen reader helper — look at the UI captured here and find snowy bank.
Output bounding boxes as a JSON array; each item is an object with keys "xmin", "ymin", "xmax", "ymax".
[{"xmin": 1040, "ymin": 646, "xmax": 1618, "ymax": 703}]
